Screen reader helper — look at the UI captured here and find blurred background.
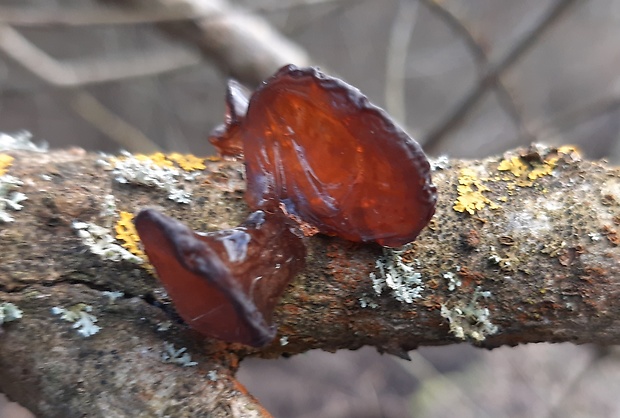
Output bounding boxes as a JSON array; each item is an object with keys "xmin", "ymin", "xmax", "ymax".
[{"xmin": 1, "ymin": 0, "xmax": 620, "ymax": 416}]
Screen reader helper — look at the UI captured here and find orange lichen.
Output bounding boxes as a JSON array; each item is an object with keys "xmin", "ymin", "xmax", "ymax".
[
  {"xmin": 0, "ymin": 154, "xmax": 14, "ymax": 176},
  {"xmin": 453, "ymin": 168, "xmax": 500, "ymax": 214},
  {"xmin": 115, "ymin": 211, "xmax": 153, "ymax": 272}
]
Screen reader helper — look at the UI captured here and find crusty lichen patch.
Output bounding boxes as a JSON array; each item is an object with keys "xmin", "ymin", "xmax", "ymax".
[
  {"xmin": 115, "ymin": 211, "xmax": 154, "ymax": 273},
  {"xmin": 453, "ymin": 168, "xmax": 500, "ymax": 214},
  {"xmin": 99, "ymin": 151, "xmax": 207, "ymax": 204},
  {"xmin": 51, "ymin": 304, "xmax": 101, "ymax": 337},
  {"xmin": 0, "ymin": 302, "xmax": 23, "ymax": 327},
  {"xmin": 370, "ymin": 244, "xmax": 425, "ymax": 304},
  {"xmin": 0, "ymin": 152, "xmax": 27, "ymax": 222},
  {"xmin": 0, "ymin": 153, "xmax": 14, "ymax": 176},
  {"xmin": 440, "ymin": 287, "xmax": 498, "ymax": 342}
]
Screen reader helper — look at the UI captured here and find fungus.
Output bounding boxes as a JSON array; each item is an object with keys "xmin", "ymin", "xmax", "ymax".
[
  {"xmin": 135, "ymin": 65, "xmax": 436, "ymax": 346},
  {"xmin": 239, "ymin": 65, "xmax": 436, "ymax": 247},
  {"xmin": 134, "ymin": 208, "xmax": 305, "ymax": 347},
  {"xmin": 208, "ymin": 80, "xmax": 250, "ymax": 160}
]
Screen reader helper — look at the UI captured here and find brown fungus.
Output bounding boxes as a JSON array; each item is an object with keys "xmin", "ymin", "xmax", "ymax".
[{"xmin": 134, "ymin": 208, "xmax": 305, "ymax": 347}]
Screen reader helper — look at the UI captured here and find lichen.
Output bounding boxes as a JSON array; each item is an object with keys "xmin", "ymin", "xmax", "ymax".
[
  {"xmin": 0, "ymin": 302, "xmax": 23, "ymax": 326},
  {"xmin": 102, "ymin": 290, "xmax": 124, "ymax": 302},
  {"xmin": 100, "ymin": 151, "xmax": 205, "ymax": 204},
  {"xmin": 453, "ymin": 168, "xmax": 500, "ymax": 214},
  {"xmin": 0, "ymin": 131, "xmax": 48, "ymax": 152},
  {"xmin": 497, "ymin": 145, "xmax": 579, "ymax": 185},
  {"xmin": 440, "ymin": 287, "xmax": 498, "ymax": 342},
  {"xmin": 0, "ymin": 154, "xmax": 14, "ymax": 176},
  {"xmin": 161, "ymin": 342, "xmax": 198, "ymax": 367},
  {"xmin": 115, "ymin": 211, "xmax": 152, "ymax": 270},
  {"xmin": 0, "ymin": 174, "xmax": 27, "ymax": 223},
  {"xmin": 51, "ymin": 304, "xmax": 101, "ymax": 337},
  {"xmin": 72, "ymin": 220, "xmax": 143, "ymax": 264},
  {"xmin": 371, "ymin": 244, "xmax": 425, "ymax": 303},
  {"xmin": 443, "ymin": 271, "xmax": 462, "ymax": 291}
]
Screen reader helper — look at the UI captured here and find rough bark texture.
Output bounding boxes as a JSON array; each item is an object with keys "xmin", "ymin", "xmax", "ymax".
[{"xmin": 1, "ymin": 145, "xmax": 619, "ymax": 416}]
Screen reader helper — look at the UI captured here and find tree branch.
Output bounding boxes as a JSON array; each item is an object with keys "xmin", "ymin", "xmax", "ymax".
[{"xmin": 1, "ymin": 143, "xmax": 619, "ymax": 416}]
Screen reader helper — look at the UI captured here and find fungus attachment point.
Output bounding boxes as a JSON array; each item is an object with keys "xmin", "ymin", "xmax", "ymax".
[
  {"xmin": 208, "ymin": 80, "xmax": 250, "ymax": 159},
  {"xmin": 238, "ymin": 65, "xmax": 436, "ymax": 247},
  {"xmin": 134, "ymin": 208, "xmax": 305, "ymax": 347}
]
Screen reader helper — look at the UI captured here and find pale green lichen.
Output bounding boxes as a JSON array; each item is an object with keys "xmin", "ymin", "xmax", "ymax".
[
  {"xmin": 0, "ymin": 302, "xmax": 23, "ymax": 326},
  {"xmin": 440, "ymin": 287, "xmax": 498, "ymax": 342},
  {"xmin": 161, "ymin": 342, "xmax": 198, "ymax": 367},
  {"xmin": 371, "ymin": 244, "xmax": 424, "ymax": 303},
  {"xmin": 443, "ymin": 271, "xmax": 462, "ymax": 291},
  {"xmin": 102, "ymin": 290, "xmax": 124, "ymax": 302},
  {"xmin": 0, "ymin": 174, "xmax": 27, "ymax": 223},
  {"xmin": 0, "ymin": 131, "xmax": 47, "ymax": 152},
  {"xmin": 51, "ymin": 304, "xmax": 101, "ymax": 337},
  {"xmin": 72, "ymin": 220, "xmax": 143, "ymax": 264},
  {"xmin": 100, "ymin": 151, "xmax": 204, "ymax": 204}
]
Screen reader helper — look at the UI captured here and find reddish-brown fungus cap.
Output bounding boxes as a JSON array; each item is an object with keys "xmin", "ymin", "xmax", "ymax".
[
  {"xmin": 208, "ymin": 79, "xmax": 250, "ymax": 159},
  {"xmin": 134, "ymin": 208, "xmax": 305, "ymax": 347},
  {"xmin": 242, "ymin": 65, "xmax": 437, "ymax": 247}
]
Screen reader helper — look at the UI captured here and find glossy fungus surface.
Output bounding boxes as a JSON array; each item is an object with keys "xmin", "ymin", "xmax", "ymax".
[
  {"xmin": 241, "ymin": 65, "xmax": 437, "ymax": 247},
  {"xmin": 208, "ymin": 80, "xmax": 250, "ymax": 159},
  {"xmin": 134, "ymin": 208, "xmax": 305, "ymax": 347}
]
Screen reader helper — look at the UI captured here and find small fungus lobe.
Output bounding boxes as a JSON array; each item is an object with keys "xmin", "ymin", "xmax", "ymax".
[
  {"xmin": 208, "ymin": 80, "xmax": 251, "ymax": 159},
  {"xmin": 238, "ymin": 65, "xmax": 436, "ymax": 247},
  {"xmin": 134, "ymin": 208, "xmax": 305, "ymax": 347}
]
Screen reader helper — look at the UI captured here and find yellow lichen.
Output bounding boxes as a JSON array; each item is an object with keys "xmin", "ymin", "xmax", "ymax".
[
  {"xmin": 497, "ymin": 150, "xmax": 562, "ymax": 185},
  {"xmin": 111, "ymin": 152, "xmax": 206, "ymax": 172},
  {"xmin": 453, "ymin": 168, "xmax": 500, "ymax": 214},
  {"xmin": 0, "ymin": 154, "xmax": 14, "ymax": 176},
  {"xmin": 136, "ymin": 152, "xmax": 175, "ymax": 168},
  {"xmin": 167, "ymin": 153, "xmax": 206, "ymax": 172},
  {"xmin": 528, "ymin": 158, "xmax": 556, "ymax": 180},
  {"xmin": 115, "ymin": 211, "xmax": 154, "ymax": 273},
  {"xmin": 497, "ymin": 156, "xmax": 527, "ymax": 177}
]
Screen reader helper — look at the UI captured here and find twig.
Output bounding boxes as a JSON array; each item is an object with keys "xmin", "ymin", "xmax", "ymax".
[
  {"xmin": 421, "ymin": 0, "xmax": 579, "ymax": 153},
  {"xmin": 419, "ymin": 0, "xmax": 531, "ymax": 144},
  {"xmin": 384, "ymin": 0, "xmax": 419, "ymax": 125},
  {"xmin": 0, "ymin": 24, "xmax": 201, "ymax": 87},
  {"xmin": 107, "ymin": 0, "xmax": 311, "ymax": 85}
]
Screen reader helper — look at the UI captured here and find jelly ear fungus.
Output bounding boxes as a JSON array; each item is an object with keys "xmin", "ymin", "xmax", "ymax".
[
  {"xmin": 135, "ymin": 64, "xmax": 437, "ymax": 346},
  {"xmin": 207, "ymin": 80, "xmax": 251, "ymax": 160},
  {"xmin": 134, "ymin": 209, "xmax": 305, "ymax": 347},
  {"xmin": 242, "ymin": 65, "xmax": 436, "ymax": 247}
]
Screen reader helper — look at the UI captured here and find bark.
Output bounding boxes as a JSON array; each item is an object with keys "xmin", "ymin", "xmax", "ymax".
[{"xmin": 1, "ymin": 144, "xmax": 619, "ymax": 417}]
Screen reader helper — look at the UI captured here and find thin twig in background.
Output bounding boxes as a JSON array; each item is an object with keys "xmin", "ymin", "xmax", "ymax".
[
  {"xmin": 419, "ymin": 0, "xmax": 532, "ymax": 144},
  {"xmin": 421, "ymin": 0, "xmax": 579, "ymax": 153},
  {"xmin": 384, "ymin": 0, "xmax": 419, "ymax": 125},
  {"xmin": 69, "ymin": 92, "xmax": 162, "ymax": 152},
  {"xmin": 0, "ymin": 24, "xmax": 201, "ymax": 87},
  {"xmin": 0, "ymin": 24, "xmax": 167, "ymax": 151},
  {"xmin": 502, "ymin": 95, "xmax": 620, "ymax": 152},
  {"xmin": 106, "ymin": 0, "xmax": 310, "ymax": 85},
  {"xmin": 0, "ymin": 6, "xmax": 200, "ymax": 27}
]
